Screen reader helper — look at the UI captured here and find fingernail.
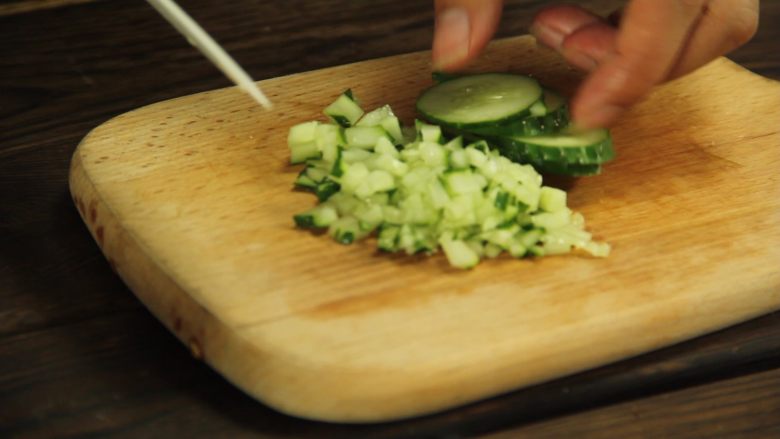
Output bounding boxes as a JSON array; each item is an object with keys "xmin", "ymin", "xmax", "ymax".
[
  {"xmin": 574, "ymin": 102, "xmax": 624, "ymax": 129},
  {"xmin": 562, "ymin": 47, "xmax": 598, "ymax": 72},
  {"xmin": 529, "ymin": 22, "xmax": 564, "ymax": 50},
  {"xmin": 432, "ymin": 8, "xmax": 470, "ymax": 70}
]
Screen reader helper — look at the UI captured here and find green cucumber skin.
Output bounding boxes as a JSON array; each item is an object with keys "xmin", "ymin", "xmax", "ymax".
[
  {"xmin": 534, "ymin": 162, "xmax": 603, "ymax": 176},
  {"xmin": 315, "ymin": 180, "xmax": 340, "ymax": 201},
  {"xmin": 495, "ymin": 133, "xmax": 615, "ymax": 166},
  {"xmin": 440, "ymin": 127, "xmax": 613, "ymax": 172},
  {"xmin": 293, "ymin": 214, "xmax": 315, "ymax": 228}
]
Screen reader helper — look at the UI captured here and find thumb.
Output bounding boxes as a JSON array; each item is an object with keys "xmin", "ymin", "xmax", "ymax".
[{"xmin": 432, "ymin": 0, "xmax": 503, "ymax": 71}]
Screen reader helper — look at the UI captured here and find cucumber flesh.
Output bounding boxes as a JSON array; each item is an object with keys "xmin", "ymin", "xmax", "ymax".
[
  {"xmin": 464, "ymin": 89, "xmax": 569, "ymax": 137},
  {"xmin": 324, "ymin": 90, "xmax": 364, "ymax": 127},
  {"xmin": 416, "ymin": 73, "xmax": 543, "ymax": 127}
]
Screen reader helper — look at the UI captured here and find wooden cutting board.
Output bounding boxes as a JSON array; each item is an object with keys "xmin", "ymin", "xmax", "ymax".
[{"xmin": 68, "ymin": 36, "xmax": 780, "ymax": 423}]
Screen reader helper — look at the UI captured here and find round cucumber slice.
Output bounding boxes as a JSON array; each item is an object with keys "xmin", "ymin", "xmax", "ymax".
[
  {"xmin": 416, "ymin": 73, "xmax": 543, "ymax": 128},
  {"xmin": 465, "ymin": 89, "xmax": 569, "ymax": 137}
]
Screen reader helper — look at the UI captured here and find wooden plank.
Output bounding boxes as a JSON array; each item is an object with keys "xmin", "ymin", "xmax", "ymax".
[
  {"xmin": 2, "ymin": 309, "xmax": 778, "ymax": 438},
  {"xmin": 481, "ymin": 367, "xmax": 780, "ymax": 438},
  {"xmin": 68, "ymin": 35, "xmax": 780, "ymax": 422},
  {"xmin": 0, "ymin": 0, "xmax": 100, "ymax": 17}
]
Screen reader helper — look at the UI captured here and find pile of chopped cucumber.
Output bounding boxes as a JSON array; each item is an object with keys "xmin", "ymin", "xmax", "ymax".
[{"xmin": 287, "ymin": 73, "xmax": 611, "ymax": 269}]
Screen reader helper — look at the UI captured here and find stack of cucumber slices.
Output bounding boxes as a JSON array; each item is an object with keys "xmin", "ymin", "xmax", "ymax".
[
  {"xmin": 287, "ymin": 73, "xmax": 611, "ymax": 269},
  {"xmin": 417, "ymin": 72, "xmax": 615, "ymax": 176}
]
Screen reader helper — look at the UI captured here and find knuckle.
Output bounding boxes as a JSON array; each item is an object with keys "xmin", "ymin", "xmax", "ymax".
[
  {"xmin": 710, "ymin": 0, "xmax": 759, "ymax": 49},
  {"xmin": 729, "ymin": 13, "xmax": 759, "ymax": 47}
]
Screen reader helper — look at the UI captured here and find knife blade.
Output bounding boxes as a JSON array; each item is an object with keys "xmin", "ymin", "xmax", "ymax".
[{"xmin": 146, "ymin": 0, "xmax": 273, "ymax": 110}]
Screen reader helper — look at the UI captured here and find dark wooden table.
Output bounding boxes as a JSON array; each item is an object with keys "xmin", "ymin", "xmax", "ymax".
[{"xmin": 2, "ymin": 1, "xmax": 779, "ymax": 437}]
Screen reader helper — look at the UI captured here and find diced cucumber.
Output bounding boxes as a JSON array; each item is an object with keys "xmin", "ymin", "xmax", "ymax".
[
  {"xmin": 315, "ymin": 123, "xmax": 344, "ymax": 153},
  {"xmin": 288, "ymin": 121, "xmax": 321, "ymax": 164},
  {"xmin": 374, "ymin": 136, "xmax": 399, "ymax": 157},
  {"xmin": 419, "ymin": 141, "xmax": 447, "ymax": 167},
  {"xmin": 444, "ymin": 170, "xmax": 487, "ymax": 196},
  {"xmin": 378, "ymin": 225, "xmax": 400, "ymax": 251},
  {"xmin": 324, "ymin": 90, "xmax": 364, "ymax": 127},
  {"xmin": 381, "ymin": 116, "xmax": 404, "ymax": 145},
  {"xmin": 340, "ymin": 162, "xmax": 370, "ymax": 194},
  {"xmin": 357, "ymin": 105, "xmax": 393, "ymax": 127},
  {"xmin": 368, "ymin": 169, "xmax": 396, "ymax": 193},
  {"xmin": 342, "ymin": 148, "xmax": 373, "ymax": 164},
  {"xmin": 328, "ymin": 216, "xmax": 365, "ymax": 244},
  {"xmin": 294, "ymin": 172, "xmax": 318, "ymax": 190},
  {"xmin": 532, "ymin": 209, "xmax": 571, "ymax": 230},
  {"xmin": 440, "ymin": 237, "xmax": 479, "ymax": 269},
  {"xmin": 416, "ymin": 120, "xmax": 443, "ymax": 143},
  {"xmin": 294, "ymin": 204, "xmax": 338, "ymax": 228},
  {"xmin": 539, "ymin": 187, "xmax": 567, "ymax": 212},
  {"xmin": 288, "ymin": 88, "xmax": 610, "ymax": 268},
  {"xmin": 345, "ymin": 126, "xmax": 390, "ymax": 149},
  {"xmin": 315, "ymin": 179, "xmax": 340, "ymax": 201}
]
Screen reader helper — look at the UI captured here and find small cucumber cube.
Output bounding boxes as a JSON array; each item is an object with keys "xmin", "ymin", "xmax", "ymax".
[
  {"xmin": 357, "ymin": 105, "xmax": 393, "ymax": 127},
  {"xmin": 340, "ymin": 162, "xmax": 370, "ymax": 194},
  {"xmin": 324, "ymin": 91, "xmax": 364, "ymax": 127},
  {"xmin": 531, "ymin": 210, "xmax": 571, "ymax": 230},
  {"xmin": 368, "ymin": 170, "xmax": 395, "ymax": 193},
  {"xmin": 290, "ymin": 140, "xmax": 321, "ymax": 165},
  {"xmin": 288, "ymin": 121, "xmax": 318, "ymax": 145},
  {"xmin": 440, "ymin": 238, "xmax": 479, "ymax": 269},
  {"xmin": 374, "ymin": 136, "xmax": 399, "ymax": 157},
  {"xmin": 378, "ymin": 225, "xmax": 400, "ymax": 251},
  {"xmin": 381, "ymin": 116, "xmax": 404, "ymax": 145},
  {"xmin": 419, "ymin": 141, "xmax": 447, "ymax": 167},
  {"xmin": 539, "ymin": 186, "xmax": 567, "ymax": 212},
  {"xmin": 315, "ymin": 179, "xmax": 340, "ymax": 201},
  {"xmin": 345, "ymin": 126, "xmax": 390, "ymax": 150}
]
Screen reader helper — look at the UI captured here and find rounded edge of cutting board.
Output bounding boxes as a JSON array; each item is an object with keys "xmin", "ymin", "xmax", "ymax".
[{"xmin": 67, "ymin": 130, "xmax": 497, "ymax": 424}]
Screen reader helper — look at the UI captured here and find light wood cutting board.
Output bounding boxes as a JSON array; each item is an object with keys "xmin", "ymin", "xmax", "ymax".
[{"xmin": 68, "ymin": 36, "xmax": 780, "ymax": 423}]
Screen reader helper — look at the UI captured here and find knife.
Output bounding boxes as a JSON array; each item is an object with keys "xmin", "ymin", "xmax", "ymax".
[{"xmin": 146, "ymin": 0, "xmax": 273, "ymax": 110}]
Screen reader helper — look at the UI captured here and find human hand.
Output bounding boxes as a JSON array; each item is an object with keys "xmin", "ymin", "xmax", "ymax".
[{"xmin": 432, "ymin": 0, "xmax": 759, "ymax": 128}]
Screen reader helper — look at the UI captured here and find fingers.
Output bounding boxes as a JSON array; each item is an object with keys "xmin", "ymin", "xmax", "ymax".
[
  {"xmin": 530, "ymin": 5, "xmax": 617, "ymax": 74},
  {"xmin": 559, "ymin": 22, "xmax": 617, "ymax": 71},
  {"xmin": 530, "ymin": 4, "xmax": 604, "ymax": 51},
  {"xmin": 666, "ymin": 0, "xmax": 759, "ymax": 79},
  {"xmin": 570, "ymin": 0, "xmax": 707, "ymax": 128},
  {"xmin": 432, "ymin": 0, "xmax": 503, "ymax": 71}
]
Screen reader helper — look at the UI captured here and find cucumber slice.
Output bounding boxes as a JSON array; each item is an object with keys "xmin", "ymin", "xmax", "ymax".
[
  {"xmin": 416, "ymin": 73, "xmax": 543, "ymax": 128},
  {"xmin": 496, "ymin": 128, "xmax": 615, "ymax": 166},
  {"xmin": 465, "ymin": 89, "xmax": 569, "ymax": 137}
]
